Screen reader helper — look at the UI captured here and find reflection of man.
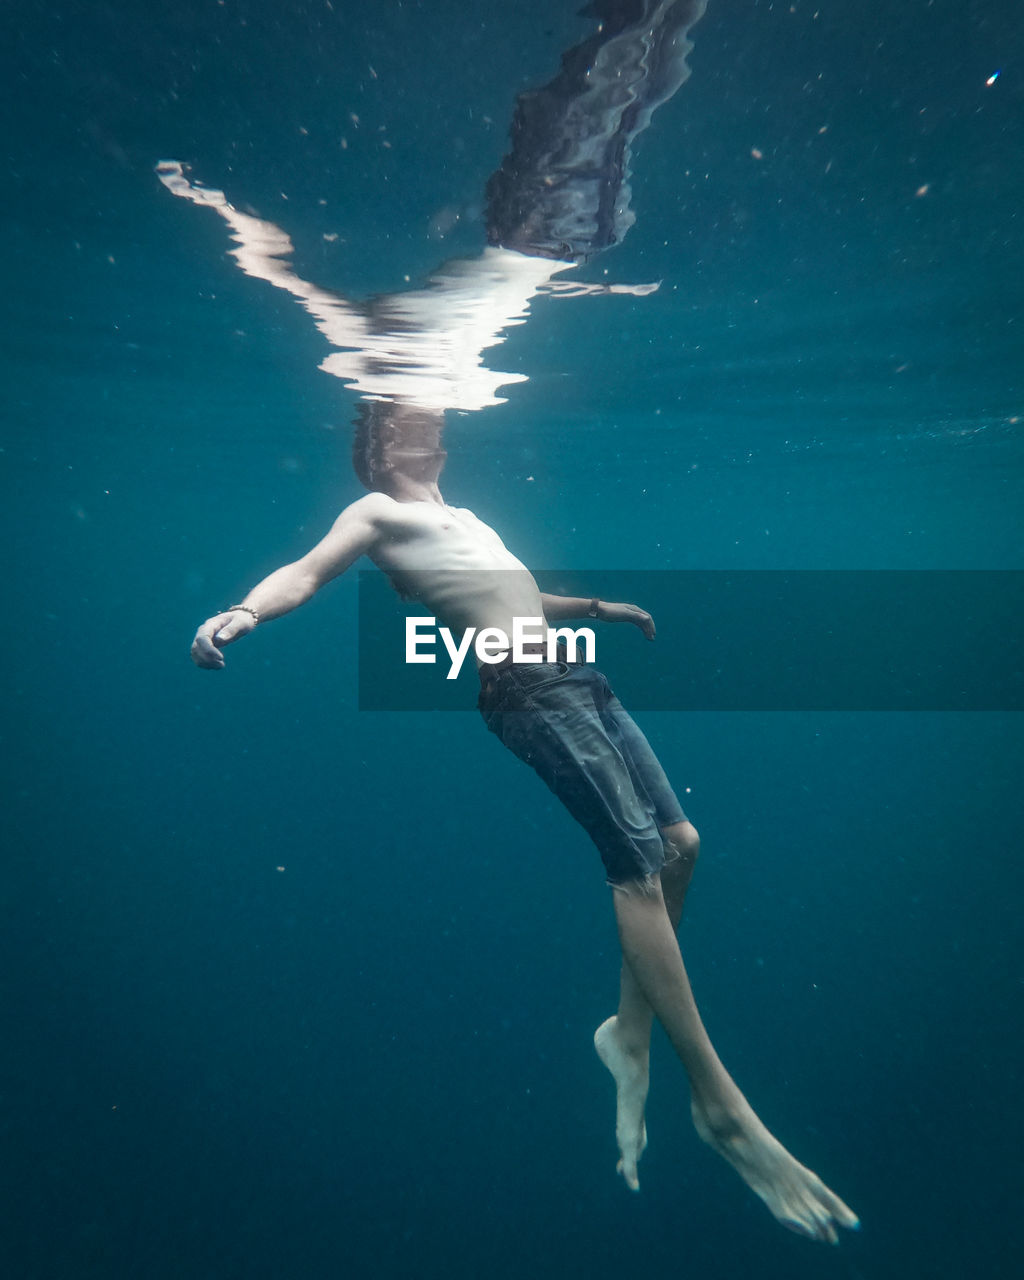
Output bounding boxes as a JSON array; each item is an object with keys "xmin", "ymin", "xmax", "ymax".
[
  {"xmin": 191, "ymin": 407, "xmax": 859, "ymax": 1244},
  {"xmin": 156, "ymin": 0, "xmax": 710, "ymax": 412}
]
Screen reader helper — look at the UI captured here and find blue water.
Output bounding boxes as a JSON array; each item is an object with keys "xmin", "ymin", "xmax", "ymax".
[{"xmin": 3, "ymin": 1, "xmax": 1022, "ymax": 1276}]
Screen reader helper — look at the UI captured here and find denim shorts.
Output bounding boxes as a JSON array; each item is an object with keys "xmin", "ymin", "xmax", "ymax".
[{"xmin": 478, "ymin": 659, "xmax": 687, "ymax": 885}]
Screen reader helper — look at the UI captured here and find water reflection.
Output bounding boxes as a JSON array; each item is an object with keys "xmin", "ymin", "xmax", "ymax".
[{"xmin": 158, "ymin": 0, "xmax": 706, "ymax": 419}]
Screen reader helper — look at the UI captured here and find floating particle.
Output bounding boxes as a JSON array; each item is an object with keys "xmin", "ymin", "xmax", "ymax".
[
  {"xmin": 915, "ymin": 184, "xmax": 930, "ymax": 198},
  {"xmin": 986, "ymin": 70, "xmax": 1000, "ymax": 86},
  {"xmin": 750, "ymin": 146, "xmax": 763, "ymax": 160}
]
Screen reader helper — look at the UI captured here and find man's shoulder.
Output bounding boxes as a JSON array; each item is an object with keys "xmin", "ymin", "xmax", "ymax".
[
  {"xmin": 334, "ymin": 492, "xmax": 439, "ymax": 542},
  {"xmin": 337, "ymin": 490, "xmax": 398, "ymax": 524}
]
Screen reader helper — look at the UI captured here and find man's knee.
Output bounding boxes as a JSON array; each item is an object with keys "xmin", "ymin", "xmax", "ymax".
[{"xmin": 662, "ymin": 819, "xmax": 700, "ymax": 867}]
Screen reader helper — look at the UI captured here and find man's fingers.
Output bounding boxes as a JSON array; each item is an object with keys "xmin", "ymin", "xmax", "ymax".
[
  {"xmin": 631, "ymin": 609, "xmax": 656, "ymax": 640},
  {"xmin": 605, "ymin": 602, "xmax": 657, "ymax": 640},
  {"xmin": 212, "ymin": 613, "xmax": 256, "ymax": 647},
  {"xmin": 191, "ymin": 634, "xmax": 226, "ymax": 669},
  {"xmin": 190, "ymin": 610, "xmax": 256, "ymax": 667}
]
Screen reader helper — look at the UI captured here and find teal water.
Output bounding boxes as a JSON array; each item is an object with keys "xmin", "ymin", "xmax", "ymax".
[{"xmin": 3, "ymin": 1, "xmax": 1022, "ymax": 1277}]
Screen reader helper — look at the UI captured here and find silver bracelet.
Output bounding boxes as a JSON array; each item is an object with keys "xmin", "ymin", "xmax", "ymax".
[{"xmin": 227, "ymin": 604, "xmax": 260, "ymax": 625}]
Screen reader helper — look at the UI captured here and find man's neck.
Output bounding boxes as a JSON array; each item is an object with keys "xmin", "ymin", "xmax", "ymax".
[{"xmin": 383, "ymin": 475, "xmax": 447, "ymax": 506}]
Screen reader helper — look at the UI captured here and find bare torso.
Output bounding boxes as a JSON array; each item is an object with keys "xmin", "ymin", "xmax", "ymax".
[{"xmin": 363, "ymin": 494, "xmax": 548, "ymax": 646}]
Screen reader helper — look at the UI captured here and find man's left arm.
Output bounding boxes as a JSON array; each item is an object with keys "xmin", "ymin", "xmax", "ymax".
[{"xmin": 540, "ymin": 593, "xmax": 655, "ymax": 640}]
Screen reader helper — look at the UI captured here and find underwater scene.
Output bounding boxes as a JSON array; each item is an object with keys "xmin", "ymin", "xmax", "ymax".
[{"xmin": 3, "ymin": 1, "xmax": 1022, "ymax": 1276}]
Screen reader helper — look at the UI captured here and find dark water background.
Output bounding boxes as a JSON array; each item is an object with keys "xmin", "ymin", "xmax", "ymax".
[{"xmin": 3, "ymin": 1, "xmax": 1022, "ymax": 1276}]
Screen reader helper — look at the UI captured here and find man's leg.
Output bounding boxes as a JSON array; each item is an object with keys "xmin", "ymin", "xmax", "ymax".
[
  {"xmin": 606, "ymin": 864, "xmax": 860, "ymax": 1244},
  {"xmin": 595, "ymin": 820, "xmax": 698, "ymax": 1190}
]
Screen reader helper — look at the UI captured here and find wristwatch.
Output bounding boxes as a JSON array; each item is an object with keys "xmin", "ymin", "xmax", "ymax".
[{"xmin": 587, "ymin": 598, "xmax": 601, "ymax": 618}]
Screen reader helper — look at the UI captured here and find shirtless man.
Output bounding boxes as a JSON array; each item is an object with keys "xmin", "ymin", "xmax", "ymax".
[{"xmin": 191, "ymin": 410, "xmax": 859, "ymax": 1244}]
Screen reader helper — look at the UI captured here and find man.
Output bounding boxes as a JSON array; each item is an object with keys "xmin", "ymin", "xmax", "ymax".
[{"xmin": 191, "ymin": 408, "xmax": 859, "ymax": 1244}]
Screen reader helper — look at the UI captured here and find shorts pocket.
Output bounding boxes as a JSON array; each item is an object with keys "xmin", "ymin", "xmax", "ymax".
[{"xmin": 513, "ymin": 661, "xmax": 572, "ymax": 698}]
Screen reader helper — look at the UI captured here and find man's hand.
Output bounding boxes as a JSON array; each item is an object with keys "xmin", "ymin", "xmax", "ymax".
[
  {"xmin": 598, "ymin": 601, "xmax": 656, "ymax": 640},
  {"xmin": 190, "ymin": 610, "xmax": 257, "ymax": 669}
]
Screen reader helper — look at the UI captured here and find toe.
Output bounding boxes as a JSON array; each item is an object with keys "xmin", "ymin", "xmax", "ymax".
[
  {"xmin": 811, "ymin": 1210, "xmax": 839, "ymax": 1246},
  {"xmin": 831, "ymin": 1197, "xmax": 860, "ymax": 1231},
  {"xmin": 780, "ymin": 1217, "xmax": 817, "ymax": 1240},
  {"xmin": 616, "ymin": 1156, "xmax": 640, "ymax": 1192}
]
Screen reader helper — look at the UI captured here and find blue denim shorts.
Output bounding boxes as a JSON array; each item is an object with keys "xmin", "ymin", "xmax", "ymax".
[{"xmin": 478, "ymin": 659, "xmax": 687, "ymax": 885}]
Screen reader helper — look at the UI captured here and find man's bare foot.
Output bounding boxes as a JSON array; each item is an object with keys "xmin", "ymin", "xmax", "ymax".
[
  {"xmin": 594, "ymin": 1016, "xmax": 649, "ymax": 1191},
  {"xmin": 691, "ymin": 1096, "xmax": 860, "ymax": 1244}
]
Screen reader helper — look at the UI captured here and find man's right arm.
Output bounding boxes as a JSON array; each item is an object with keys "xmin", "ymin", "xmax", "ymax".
[{"xmin": 191, "ymin": 494, "xmax": 386, "ymax": 669}]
